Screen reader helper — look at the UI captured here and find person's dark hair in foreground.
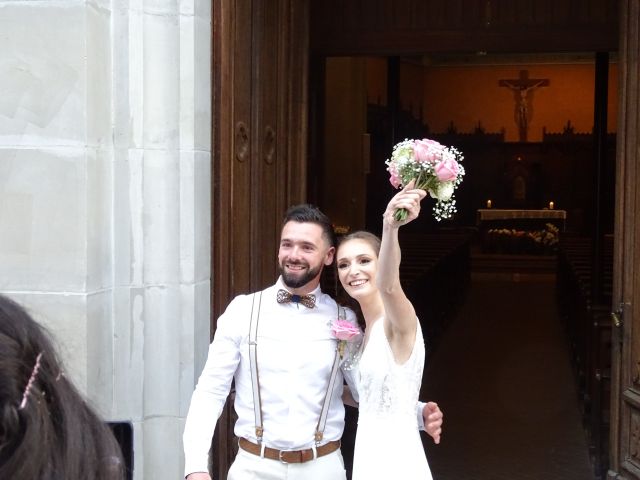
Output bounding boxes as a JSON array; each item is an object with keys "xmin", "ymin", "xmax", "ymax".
[{"xmin": 0, "ymin": 294, "xmax": 124, "ymax": 480}]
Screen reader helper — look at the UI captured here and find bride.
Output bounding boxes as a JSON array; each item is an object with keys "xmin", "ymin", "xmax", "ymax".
[{"xmin": 336, "ymin": 181, "xmax": 434, "ymax": 480}]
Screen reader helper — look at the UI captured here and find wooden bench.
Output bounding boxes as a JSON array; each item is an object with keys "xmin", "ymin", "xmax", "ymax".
[
  {"xmin": 399, "ymin": 232, "xmax": 471, "ymax": 357},
  {"xmin": 321, "ymin": 232, "xmax": 470, "ymax": 357},
  {"xmin": 555, "ymin": 234, "xmax": 613, "ymax": 478}
]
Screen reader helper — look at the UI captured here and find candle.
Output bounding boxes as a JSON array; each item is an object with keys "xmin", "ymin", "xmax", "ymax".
[
  {"xmin": 549, "ymin": 201, "xmax": 554, "ymax": 210},
  {"xmin": 487, "ymin": 199, "xmax": 492, "ymax": 209}
]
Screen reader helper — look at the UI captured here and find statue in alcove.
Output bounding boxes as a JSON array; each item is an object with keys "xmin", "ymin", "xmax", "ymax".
[
  {"xmin": 528, "ymin": 162, "xmax": 545, "ymax": 208},
  {"xmin": 503, "ymin": 155, "xmax": 531, "ymax": 208},
  {"xmin": 513, "ymin": 175, "xmax": 526, "ymax": 203}
]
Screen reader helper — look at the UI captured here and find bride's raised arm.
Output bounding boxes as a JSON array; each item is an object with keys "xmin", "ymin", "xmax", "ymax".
[{"xmin": 377, "ymin": 180, "xmax": 426, "ymax": 358}]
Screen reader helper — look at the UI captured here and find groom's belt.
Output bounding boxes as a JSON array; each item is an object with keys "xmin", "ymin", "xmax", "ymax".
[{"xmin": 238, "ymin": 437, "xmax": 341, "ymax": 463}]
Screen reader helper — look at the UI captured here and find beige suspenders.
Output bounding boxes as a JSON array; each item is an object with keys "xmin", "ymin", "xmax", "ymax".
[
  {"xmin": 314, "ymin": 306, "xmax": 345, "ymax": 443},
  {"xmin": 249, "ymin": 292, "xmax": 264, "ymax": 442},
  {"xmin": 248, "ymin": 292, "xmax": 343, "ymax": 447}
]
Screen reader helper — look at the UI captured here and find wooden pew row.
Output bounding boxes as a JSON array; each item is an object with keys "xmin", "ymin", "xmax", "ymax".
[
  {"xmin": 399, "ymin": 233, "xmax": 471, "ymax": 359},
  {"xmin": 556, "ymin": 239, "xmax": 591, "ymax": 388},
  {"xmin": 556, "ymin": 235, "xmax": 613, "ymax": 479},
  {"xmin": 588, "ymin": 306, "xmax": 611, "ymax": 479},
  {"xmin": 320, "ymin": 232, "xmax": 470, "ymax": 361}
]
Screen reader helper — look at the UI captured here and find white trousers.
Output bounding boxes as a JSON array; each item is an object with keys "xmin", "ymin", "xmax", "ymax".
[{"xmin": 227, "ymin": 447, "xmax": 347, "ymax": 480}]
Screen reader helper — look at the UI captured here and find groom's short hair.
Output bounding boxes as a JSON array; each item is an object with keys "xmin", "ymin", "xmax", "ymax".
[{"xmin": 282, "ymin": 204, "xmax": 337, "ymax": 249}]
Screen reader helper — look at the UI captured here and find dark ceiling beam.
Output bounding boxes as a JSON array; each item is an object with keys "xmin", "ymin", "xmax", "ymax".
[
  {"xmin": 311, "ymin": 29, "xmax": 619, "ymax": 56},
  {"xmin": 310, "ymin": 0, "xmax": 619, "ymax": 55}
]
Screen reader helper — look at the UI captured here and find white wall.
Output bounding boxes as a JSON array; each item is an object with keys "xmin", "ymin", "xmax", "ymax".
[{"xmin": 0, "ymin": 1, "xmax": 212, "ymax": 478}]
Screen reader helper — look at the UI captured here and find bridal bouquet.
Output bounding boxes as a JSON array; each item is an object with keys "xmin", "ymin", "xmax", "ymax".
[{"xmin": 386, "ymin": 138, "xmax": 465, "ymax": 221}]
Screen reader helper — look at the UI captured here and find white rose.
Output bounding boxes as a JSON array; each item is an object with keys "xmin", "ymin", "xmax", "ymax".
[{"xmin": 429, "ymin": 181, "xmax": 455, "ymax": 201}]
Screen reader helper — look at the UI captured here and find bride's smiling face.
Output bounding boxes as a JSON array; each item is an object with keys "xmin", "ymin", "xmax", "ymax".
[{"xmin": 336, "ymin": 239, "xmax": 379, "ymax": 299}]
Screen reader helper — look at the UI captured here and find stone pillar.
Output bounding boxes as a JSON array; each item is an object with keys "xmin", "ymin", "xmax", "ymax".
[{"xmin": 0, "ymin": 1, "xmax": 212, "ymax": 478}]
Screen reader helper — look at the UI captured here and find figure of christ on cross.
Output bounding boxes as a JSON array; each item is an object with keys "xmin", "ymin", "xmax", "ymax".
[{"xmin": 499, "ymin": 70, "xmax": 550, "ymax": 142}]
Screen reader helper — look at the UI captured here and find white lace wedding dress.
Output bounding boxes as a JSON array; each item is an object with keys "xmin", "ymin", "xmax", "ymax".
[{"xmin": 352, "ymin": 319, "xmax": 433, "ymax": 480}]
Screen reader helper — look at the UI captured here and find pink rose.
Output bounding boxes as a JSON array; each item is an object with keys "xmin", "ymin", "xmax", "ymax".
[
  {"xmin": 413, "ymin": 139, "xmax": 443, "ymax": 164},
  {"xmin": 434, "ymin": 157, "xmax": 460, "ymax": 182},
  {"xmin": 331, "ymin": 319, "xmax": 361, "ymax": 341},
  {"xmin": 421, "ymin": 138, "xmax": 444, "ymax": 150},
  {"xmin": 387, "ymin": 165, "xmax": 402, "ymax": 188}
]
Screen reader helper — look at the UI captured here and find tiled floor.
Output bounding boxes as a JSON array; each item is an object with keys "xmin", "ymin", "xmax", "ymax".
[{"xmin": 420, "ymin": 277, "xmax": 596, "ymax": 480}]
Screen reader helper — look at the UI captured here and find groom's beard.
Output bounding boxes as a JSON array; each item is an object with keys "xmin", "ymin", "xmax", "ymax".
[{"xmin": 280, "ymin": 261, "xmax": 322, "ymax": 289}]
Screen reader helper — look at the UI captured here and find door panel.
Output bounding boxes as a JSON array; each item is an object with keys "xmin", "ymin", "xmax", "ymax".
[
  {"xmin": 321, "ymin": 57, "xmax": 368, "ymax": 232},
  {"xmin": 609, "ymin": 1, "xmax": 640, "ymax": 478},
  {"xmin": 253, "ymin": 0, "xmax": 282, "ymax": 287},
  {"xmin": 211, "ymin": 0, "xmax": 309, "ymax": 477}
]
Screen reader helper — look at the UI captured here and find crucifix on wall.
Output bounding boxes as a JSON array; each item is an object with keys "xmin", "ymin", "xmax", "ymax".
[{"xmin": 499, "ymin": 70, "xmax": 550, "ymax": 142}]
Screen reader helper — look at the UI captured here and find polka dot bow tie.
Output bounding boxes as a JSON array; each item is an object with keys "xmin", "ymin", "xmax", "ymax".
[{"xmin": 276, "ymin": 289, "xmax": 316, "ymax": 309}]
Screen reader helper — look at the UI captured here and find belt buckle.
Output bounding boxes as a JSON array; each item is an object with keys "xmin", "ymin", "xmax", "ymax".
[{"xmin": 278, "ymin": 449, "xmax": 291, "ymax": 464}]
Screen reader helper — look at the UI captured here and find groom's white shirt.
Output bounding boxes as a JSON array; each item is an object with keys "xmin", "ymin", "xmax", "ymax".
[{"xmin": 183, "ymin": 277, "xmax": 359, "ymax": 476}]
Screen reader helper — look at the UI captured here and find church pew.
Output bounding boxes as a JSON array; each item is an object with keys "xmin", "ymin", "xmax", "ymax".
[
  {"xmin": 556, "ymin": 235, "xmax": 613, "ymax": 478},
  {"xmin": 321, "ymin": 232, "xmax": 471, "ymax": 362},
  {"xmin": 324, "ymin": 231, "xmax": 471, "ymax": 360},
  {"xmin": 587, "ymin": 306, "xmax": 611, "ymax": 479},
  {"xmin": 558, "ymin": 238, "xmax": 612, "ymax": 380},
  {"xmin": 556, "ymin": 237, "xmax": 592, "ymax": 388},
  {"xmin": 399, "ymin": 233, "xmax": 471, "ymax": 357}
]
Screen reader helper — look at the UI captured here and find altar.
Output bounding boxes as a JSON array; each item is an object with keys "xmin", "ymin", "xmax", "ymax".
[
  {"xmin": 477, "ymin": 208, "xmax": 566, "ymax": 231},
  {"xmin": 477, "ymin": 209, "xmax": 566, "ymax": 254}
]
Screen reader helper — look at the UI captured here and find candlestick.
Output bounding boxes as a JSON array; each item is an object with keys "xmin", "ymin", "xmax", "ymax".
[
  {"xmin": 487, "ymin": 199, "xmax": 492, "ymax": 209},
  {"xmin": 549, "ymin": 201, "xmax": 554, "ymax": 210}
]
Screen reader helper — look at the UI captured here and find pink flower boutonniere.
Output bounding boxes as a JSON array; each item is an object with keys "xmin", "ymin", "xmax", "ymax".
[{"xmin": 331, "ymin": 319, "xmax": 361, "ymax": 359}]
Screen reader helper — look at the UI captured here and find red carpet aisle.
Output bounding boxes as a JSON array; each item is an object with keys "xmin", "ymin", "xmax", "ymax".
[{"xmin": 421, "ymin": 278, "xmax": 596, "ymax": 480}]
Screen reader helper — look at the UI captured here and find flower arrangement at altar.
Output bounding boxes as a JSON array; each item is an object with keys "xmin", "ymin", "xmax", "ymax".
[
  {"xmin": 386, "ymin": 138, "xmax": 465, "ymax": 221},
  {"xmin": 485, "ymin": 223, "xmax": 560, "ymax": 254},
  {"xmin": 531, "ymin": 223, "xmax": 560, "ymax": 249}
]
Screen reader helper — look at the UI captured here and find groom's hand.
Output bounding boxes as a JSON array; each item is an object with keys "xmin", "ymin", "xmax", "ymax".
[
  {"xmin": 186, "ymin": 473, "xmax": 212, "ymax": 480},
  {"xmin": 423, "ymin": 401, "xmax": 443, "ymax": 444}
]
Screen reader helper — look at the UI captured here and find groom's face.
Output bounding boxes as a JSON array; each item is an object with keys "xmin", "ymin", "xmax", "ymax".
[{"xmin": 278, "ymin": 221, "xmax": 335, "ymax": 294}]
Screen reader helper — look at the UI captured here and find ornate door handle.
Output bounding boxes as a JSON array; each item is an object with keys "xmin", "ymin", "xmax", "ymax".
[
  {"xmin": 263, "ymin": 126, "xmax": 275, "ymax": 164},
  {"xmin": 235, "ymin": 122, "xmax": 249, "ymax": 162}
]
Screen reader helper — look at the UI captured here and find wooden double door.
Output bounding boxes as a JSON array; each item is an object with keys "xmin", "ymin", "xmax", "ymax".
[
  {"xmin": 211, "ymin": 0, "xmax": 640, "ymax": 478},
  {"xmin": 609, "ymin": 3, "xmax": 640, "ymax": 478}
]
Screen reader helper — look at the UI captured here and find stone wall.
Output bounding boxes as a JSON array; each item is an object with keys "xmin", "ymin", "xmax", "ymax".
[{"xmin": 0, "ymin": 1, "xmax": 212, "ymax": 478}]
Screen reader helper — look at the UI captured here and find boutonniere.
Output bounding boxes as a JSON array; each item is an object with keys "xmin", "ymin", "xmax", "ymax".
[{"xmin": 331, "ymin": 319, "xmax": 361, "ymax": 359}]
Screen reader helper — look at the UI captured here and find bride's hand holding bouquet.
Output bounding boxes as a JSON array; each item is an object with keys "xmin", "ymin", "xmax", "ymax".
[{"xmin": 383, "ymin": 179, "xmax": 427, "ymax": 228}]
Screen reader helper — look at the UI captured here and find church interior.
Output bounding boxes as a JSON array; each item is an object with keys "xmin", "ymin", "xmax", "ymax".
[{"xmin": 309, "ymin": 7, "xmax": 618, "ymax": 480}]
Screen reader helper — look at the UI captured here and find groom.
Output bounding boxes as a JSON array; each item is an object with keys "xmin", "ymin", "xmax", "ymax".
[{"xmin": 183, "ymin": 204, "xmax": 442, "ymax": 479}]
